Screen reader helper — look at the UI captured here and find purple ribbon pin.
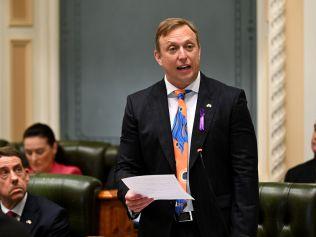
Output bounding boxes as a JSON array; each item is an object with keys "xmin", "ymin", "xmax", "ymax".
[{"xmin": 199, "ymin": 108, "xmax": 205, "ymax": 131}]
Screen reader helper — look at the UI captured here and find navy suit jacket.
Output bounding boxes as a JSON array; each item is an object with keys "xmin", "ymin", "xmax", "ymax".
[
  {"xmin": 20, "ymin": 193, "xmax": 70, "ymax": 237},
  {"xmin": 0, "ymin": 212, "xmax": 31, "ymax": 237},
  {"xmin": 116, "ymin": 73, "xmax": 259, "ymax": 237}
]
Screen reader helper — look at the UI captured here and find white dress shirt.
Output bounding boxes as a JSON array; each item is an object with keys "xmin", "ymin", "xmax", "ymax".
[
  {"xmin": 164, "ymin": 72, "xmax": 200, "ymax": 212},
  {"xmin": 1, "ymin": 192, "xmax": 28, "ymax": 221}
]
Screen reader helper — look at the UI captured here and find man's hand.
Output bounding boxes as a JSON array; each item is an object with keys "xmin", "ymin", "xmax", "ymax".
[{"xmin": 125, "ymin": 190, "xmax": 154, "ymax": 213}]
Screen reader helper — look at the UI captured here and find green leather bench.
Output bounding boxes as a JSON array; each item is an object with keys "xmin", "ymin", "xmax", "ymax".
[
  {"xmin": 258, "ymin": 182, "xmax": 316, "ymax": 237},
  {"xmin": 27, "ymin": 173, "xmax": 102, "ymax": 237}
]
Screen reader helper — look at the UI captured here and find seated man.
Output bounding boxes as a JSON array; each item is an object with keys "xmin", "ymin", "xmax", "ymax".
[
  {"xmin": 0, "ymin": 146, "xmax": 71, "ymax": 237},
  {"xmin": 0, "ymin": 212, "xmax": 32, "ymax": 237},
  {"xmin": 23, "ymin": 123, "xmax": 82, "ymax": 175},
  {"xmin": 285, "ymin": 122, "xmax": 316, "ymax": 182}
]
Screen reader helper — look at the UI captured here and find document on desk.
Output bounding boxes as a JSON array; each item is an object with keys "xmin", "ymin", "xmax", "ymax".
[{"xmin": 122, "ymin": 174, "xmax": 194, "ymax": 200}]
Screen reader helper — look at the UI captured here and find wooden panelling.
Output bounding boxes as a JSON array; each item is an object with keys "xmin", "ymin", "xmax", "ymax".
[
  {"xmin": 10, "ymin": 39, "xmax": 32, "ymax": 141},
  {"xmin": 285, "ymin": 0, "xmax": 304, "ymax": 170},
  {"xmin": 98, "ymin": 189, "xmax": 137, "ymax": 237},
  {"xmin": 10, "ymin": 0, "xmax": 33, "ymax": 26}
]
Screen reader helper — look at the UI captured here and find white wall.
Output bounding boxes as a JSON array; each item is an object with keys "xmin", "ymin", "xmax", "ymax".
[
  {"xmin": 304, "ymin": 0, "xmax": 316, "ymax": 160},
  {"xmin": 257, "ymin": 0, "xmax": 269, "ymax": 181}
]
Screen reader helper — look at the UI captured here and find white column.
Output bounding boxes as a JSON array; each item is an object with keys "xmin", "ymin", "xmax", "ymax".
[
  {"xmin": 33, "ymin": 0, "xmax": 60, "ymax": 138},
  {"xmin": 257, "ymin": 0, "xmax": 269, "ymax": 181},
  {"xmin": 257, "ymin": 0, "xmax": 287, "ymax": 181},
  {"xmin": 267, "ymin": 0, "xmax": 287, "ymax": 181}
]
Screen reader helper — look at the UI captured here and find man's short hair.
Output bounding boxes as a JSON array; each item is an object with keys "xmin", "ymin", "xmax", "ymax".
[
  {"xmin": 23, "ymin": 123, "xmax": 56, "ymax": 146},
  {"xmin": 155, "ymin": 17, "xmax": 200, "ymax": 52},
  {"xmin": 0, "ymin": 146, "xmax": 23, "ymax": 160}
]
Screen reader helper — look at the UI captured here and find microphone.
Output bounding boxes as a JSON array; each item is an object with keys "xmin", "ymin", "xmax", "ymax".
[
  {"xmin": 196, "ymin": 147, "xmax": 230, "ymax": 237},
  {"xmin": 197, "ymin": 148, "xmax": 206, "ymax": 170}
]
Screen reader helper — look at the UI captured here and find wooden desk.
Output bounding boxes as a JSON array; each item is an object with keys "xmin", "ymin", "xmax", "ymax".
[{"xmin": 98, "ymin": 189, "xmax": 137, "ymax": 237}]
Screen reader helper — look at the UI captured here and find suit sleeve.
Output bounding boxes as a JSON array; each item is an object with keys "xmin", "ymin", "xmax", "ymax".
[
  {"xmin": 230, "ymin": 90, "xmax": 259, "ymax": 237},
  {"xmin": 115, "ymin": 95, "xmax": 144, "ymax": 205},
  {"xmin": 47, "ymin": 208, "xmax": 71, "ymax": 237},
  {"xmin": 284, "ymin": 166, "xmax": 304, "ymax": 183},
  {"xmin": 284, "ymin": 169, "xmax": 293, "ymax": 182}
]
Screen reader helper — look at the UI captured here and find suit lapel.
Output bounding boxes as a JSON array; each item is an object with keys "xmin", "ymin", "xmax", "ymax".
[
  {"xmin": 150, "ymin": 75, "xmax": 220, "ymax": 172},
  {"xmin": 151, "ymin": 80, "xmax": 176, "ymax": 172},
  {"xmin": 189, "ymin": 74, "xmax": 220, "ymax": 169},
  {"xmin": 20, "ymin": 194, "xmax": 40, "ymax": 234}
]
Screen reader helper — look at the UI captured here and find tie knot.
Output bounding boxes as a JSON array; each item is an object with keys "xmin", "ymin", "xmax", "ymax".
[
  {"xmin": 174, "ymin": 89, "xmax": 190, "ymax": 100},
  {"xmin": 6, "ymin": 210, "xmax": 18, "ymax": 218}
]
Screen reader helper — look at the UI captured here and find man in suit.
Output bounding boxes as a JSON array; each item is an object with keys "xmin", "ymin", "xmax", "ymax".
[
  {"xmin": 0, "ymin": 146, "xmax": 71, "ymax": 237},
  {"xmin": 284, "ymin": 122, "xmax": 316, "ymax": 182},
  {"xmin": 115, "ymin": 18, "xmax": 258, "ymax": 237},
  {"xmin": 0, "ymin": 212, "xmax": 31, "ymax": 237}
]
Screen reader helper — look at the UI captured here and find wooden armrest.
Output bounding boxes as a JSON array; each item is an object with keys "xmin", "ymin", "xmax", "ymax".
[{"xmin": 98, "ymin": 188, "xmax": 137, "ymax": 237}]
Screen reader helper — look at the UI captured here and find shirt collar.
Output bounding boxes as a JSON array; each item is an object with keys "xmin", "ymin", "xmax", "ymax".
[
  {"xmin": 1, "ymin": 192, "xmax": 28, "ymax": 217},
  {"xmin": 164, "ymin": 71, "xmax": 200, "ymax": 96}
]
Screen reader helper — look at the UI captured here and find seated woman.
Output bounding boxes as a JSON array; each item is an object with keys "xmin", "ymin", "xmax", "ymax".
[{"xmin": 23, "ymin": 123, "xmax": 82, "ymax": 175}]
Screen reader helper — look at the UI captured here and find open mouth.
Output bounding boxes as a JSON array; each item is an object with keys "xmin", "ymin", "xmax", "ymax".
[{"xmin": 177, "ymin": 65, "xmax": 191, "ymax": 70}]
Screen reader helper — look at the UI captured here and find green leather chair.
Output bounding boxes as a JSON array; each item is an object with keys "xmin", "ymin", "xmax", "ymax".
[
  {"xmin": 56, "ymin": 140, "xmax": 117, "ymax": 186},
  {"xmin": 258, "ymin": 182, "xmax": 316, "ymax": 237},
  {"xmin": 0, "ymin": 139, "xmax": 9, "ymax": 147},
  {"xmin": 27, "ymin": 173, "xmax": 102, "ymax": 237},
  {"xmin": 11, "ymin": 140, "xmax": 118, "ymax": 187}
]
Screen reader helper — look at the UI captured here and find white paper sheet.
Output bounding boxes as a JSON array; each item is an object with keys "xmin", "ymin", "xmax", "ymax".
[{"xmin": 122, "ymin": 174, "xmax": 194, "ymax": 200}]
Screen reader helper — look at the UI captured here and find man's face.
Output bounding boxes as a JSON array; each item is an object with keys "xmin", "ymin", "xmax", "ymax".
[
  {"xmin": 23, "ymin": 136, "xmax": 57, "ymax": 173},
  {"xmin": 154, "ymin": 25, "xmax": 201, "ymax": 89},
  {"xmin": 0, "ymin": 156, "xmax": 29, "ymax": 209},
  {"xmin": 312, "ymin": 131, "xmax": 316, "ymax": 154}
]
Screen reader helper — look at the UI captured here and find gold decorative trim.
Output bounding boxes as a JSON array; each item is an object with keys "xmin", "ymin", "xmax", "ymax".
[
  {"xmin": 10, "ymin": 39, "xmax": 32, "ymax": 141},
  {"xmin": 98, "ymin": 189, "xmax": 118, "ymax": 200},
  {"xmin": 10, "ymin": 0, "xmax": 33, "ymax": 26}
]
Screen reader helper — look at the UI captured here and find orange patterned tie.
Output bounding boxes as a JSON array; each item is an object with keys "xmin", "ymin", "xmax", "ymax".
[{"xmin": 172, "ymin": 89, "xmax": 190, "ymax": 214}]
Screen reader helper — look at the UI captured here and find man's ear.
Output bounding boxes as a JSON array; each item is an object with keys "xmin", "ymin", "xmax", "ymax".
[
  {"xmin": 154, "ymin": 50, "xmax": 162, "ymax": 66},
  {"xmin": 25, "ymin": 168, "xmax": 30, "ymax": 183}
]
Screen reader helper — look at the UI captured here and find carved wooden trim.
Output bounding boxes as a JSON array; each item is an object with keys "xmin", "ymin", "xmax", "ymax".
[
  {"xmin": 10, "ymin": 39, "xmax": 32, "ymax": 141},
  {"xmin": 10, "ymin": 0, "xmax": 33, "ymax": 26},
  {"xmin": 268, "ymin": 0, "xmax": 287, "ymax": 180}
]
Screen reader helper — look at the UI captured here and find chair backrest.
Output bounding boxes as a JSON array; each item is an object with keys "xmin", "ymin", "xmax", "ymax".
[
  {"xmin": 258, "ymin": 182, "xmax": 316, "ymax": 237},
  {"xmin": 10, "ymin": 140, "xmax": 118, "ymax": 186},
  {"xmin": 0, "ymin": 139, "xmax": 9, "ymax": 147},
  {"xmin": 27, "ymin": 173, "xmax": 102, "ymax": 237},
  {"xmin": 57, "ymin": 140, "xmax": 118, "ymax": 186}
]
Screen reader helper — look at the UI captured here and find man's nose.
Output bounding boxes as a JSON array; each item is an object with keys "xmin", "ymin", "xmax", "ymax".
[
  {"xmin": 178, "ymin": 47, "xmax": 187, "ymax": 60},
  {"xmin": 30, "ymin": 152, "xmax": 37, "ymax": 161},
  {"xmin": 10, "ymin": 170, "xmax": 18, "ymax": 182}
]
